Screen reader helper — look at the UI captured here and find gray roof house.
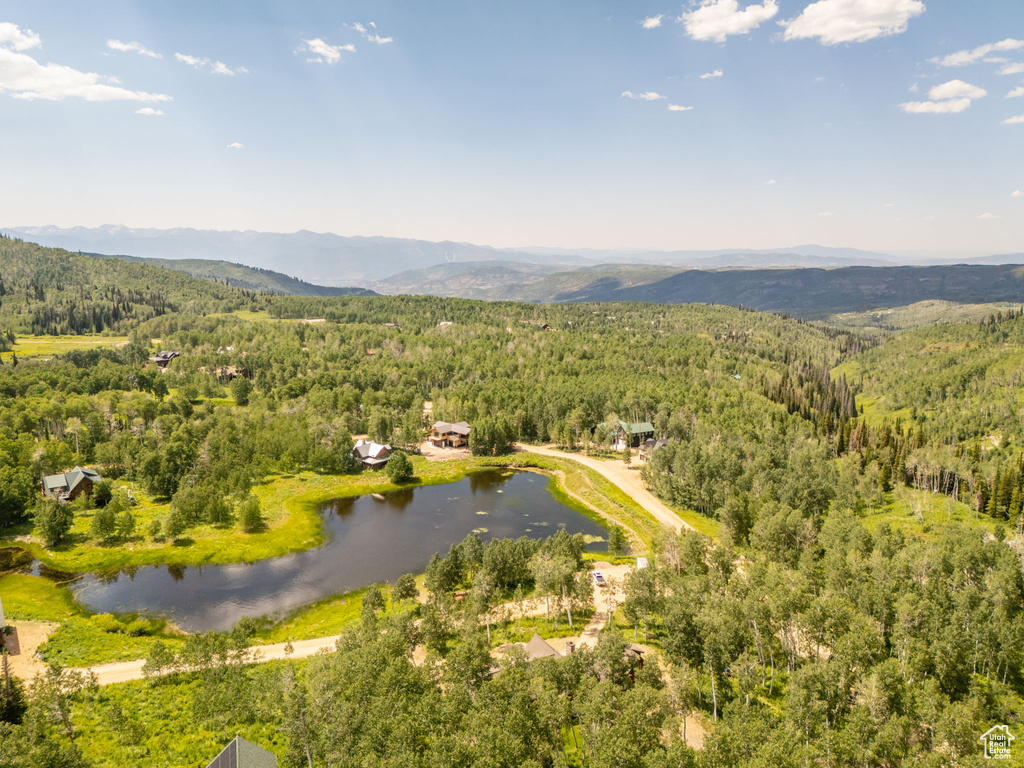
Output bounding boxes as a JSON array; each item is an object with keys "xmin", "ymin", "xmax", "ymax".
[
  {"xmin": 41, "ymin": 467, "xmax": 102, "ymax": 501},
  {"xmin": 206, "ymin": 735, "xmax": 278, "ymax": 768}
]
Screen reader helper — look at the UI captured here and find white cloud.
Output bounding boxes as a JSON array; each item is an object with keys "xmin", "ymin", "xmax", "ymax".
[
  {"xmin": 900, "ymin": 97, "xmax": 972, "ymax": 114},
  {"xmin": 668, "ymin": 103, "xmax": 694, "ymax": 110},
  {"xmin": 642, "ymin": 14, "xmax": 664, "ymax": 28},
  {"xmin": 0, "ymin": 22, "xmax": 41, "ymax": 51},
  {"xmin": 298, "ymin": 38, "xmax": 355, "ymax": 64},
  {"xmin": 681, "ymin": 0, "xmax": 779, "ymax": 43},
  {"xmin": 621, "ymin": 90, "xmax": 665, "ymax": 100},
  {"xmin": 107, "ymin": 39, "xmax": 161, "ymax": 59},
  {"xmin": 999, "ymin": 62, "xmax": 1024, "ymax": 76},
  {"xmin": 346, "ymin": 22, "xmax": 393, "ymax": 45},
  {"xmin": 175, "ymin": 52, "xmax": 247, "ymax": 74},
  {"xmin": 899, "ymin": 80, "xmax": 986, "ymax": 114},
  {"xmin": 931, "ymin": 38, "xmax": 1024, "ymax": 67},
  {"xmin": 979, "ymin": 213, "xmax": 1000, "ymax": 219},
  {"xmin": 766, "ymin": 179, "xmax": 777, "ymax": 184},
  {"xmin": 0, "ymin": 44, "xmax": 172, "ymax": 102},
  {"xmin": 928, "ymin": 79, "xmax": 986, "ymax": 100},
  {"xmin": 227, "ymin": 142, "xmax": 244, "ymax": 149},
  {"xmin": 818, "ymin": 211, "xmax": 834, "ymax": 217},
  {"xmin": 1013, "ymin": 190, "xmax": 1023, "ymax": 197},
  {"xmin": 700, "ymin": 69, "xmax": 724, "ymax": 79},
  {"xmin": 135, "ymin": 106, "xmax": 163, "ymax": 115},
  {"xmin": 1004, "ymin": 115, "xmax": 1024, "ymax": 124},
  {"xmin": 1007, "ymin": 86, "xmax": 1024, "ymax": 98},
  {"xmin": 780, "ymin": 0, "xmax": 925, "ymax": 45}
]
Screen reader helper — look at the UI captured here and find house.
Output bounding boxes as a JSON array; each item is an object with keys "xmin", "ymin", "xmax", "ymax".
[
  {"xmin": 205, "ymin": 735, "xmax": 278, "ymax": 768},
  {"xmin": 600, "ymin": 420, "xmax": 655, "ymax": 450},
  {"xmin": 353, "ymin": 439, "xmax": 392, "ymax": 468},
  {"xmin": 215, "ymin": 365, "xmax": 252, "ymax": 382},
  {"xmin": 639, "ymin": 438, "xmax": 669, "ymax": 461},
  {"xmin": 41, "ymin": 467, "xmax": 102, "ymax": 502},
  {"xmin": 147, "ymin": 350, "xmax": 180, "ymax": 370},
  {"xmin": 429, "ymin": 421, "xmax": 471, "ymax": 449}
]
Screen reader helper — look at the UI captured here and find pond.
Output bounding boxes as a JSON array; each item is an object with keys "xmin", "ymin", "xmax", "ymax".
[{"xmin": 69, "ymin": 469, "xmax": 607, "ymax": 632}]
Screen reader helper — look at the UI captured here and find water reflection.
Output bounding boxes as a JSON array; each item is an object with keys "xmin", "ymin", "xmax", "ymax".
[{"xmin": 70, "ymin": 469, "xmax": 606, "ymax": 632}]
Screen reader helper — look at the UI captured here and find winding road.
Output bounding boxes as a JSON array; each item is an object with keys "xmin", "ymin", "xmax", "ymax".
[{"xmin": 515, "ymin": 443, "xmax": 692, "ymax": 533}]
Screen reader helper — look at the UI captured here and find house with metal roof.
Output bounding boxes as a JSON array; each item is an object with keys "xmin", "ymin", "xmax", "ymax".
[
  {"xmin": 353, "ymin": 439, "xmax": 392, "ymax": 468},
  {"xmin": 41, "ymin": 467, "xmax": 102, "ymax": 502},
  {"xmin": 599, "ymin": 420, "xmax": 655, "ymax": 449}
]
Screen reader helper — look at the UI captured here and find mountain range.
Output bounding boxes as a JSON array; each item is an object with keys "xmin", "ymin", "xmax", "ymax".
[
  {"xmin": 9, "ymin": 224, "xmax": 1022, "ymax": 288},
  {"xmin": 4, "ymin": 226, "xmax": 1024, "ymax": 318}
]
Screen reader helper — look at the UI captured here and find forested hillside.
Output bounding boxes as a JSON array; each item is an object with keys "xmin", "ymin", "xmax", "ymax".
[
  {"xmin": 93, "ymin": 253, "xmax": 378, "ymax": 297},
  {"xmin": 834, "ymin": 308, "xmax": 1024, "ymax": 519},
  {"xmin": 0, "ymin": 237, "xmax": 268, "ymax": 335}
]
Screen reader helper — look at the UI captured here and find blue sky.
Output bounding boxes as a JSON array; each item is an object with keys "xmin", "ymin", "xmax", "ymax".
[{"xmin": 0, "ymin": 1, "xmax": 1022, "ymax": 252}]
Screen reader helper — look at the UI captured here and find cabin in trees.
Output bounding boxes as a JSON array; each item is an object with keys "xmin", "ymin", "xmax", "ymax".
[
  {"xmin": 147, "ymin": 350, "xmax": 180, "ymax": 370},
  {"xmin": 205, "ymin": 735, "xmax": 278, "ymax": 768},
  {"xmin": 353, "ymin": 439, "xmax": 392, "ymax": 468},
  {"xmin": 41, "ymin": 467, "xmax": 102, "ymax": 502},
  {"xmin": 430, "ymin": 421, "xmax": 471, "ymax": 448},
  {"xmin": 639, "ymin": 438, "xmax": 669, "ymax": 461},
  {"xmin": 601, "ymin": 420, "xmax": 655, "ymax": 449}
]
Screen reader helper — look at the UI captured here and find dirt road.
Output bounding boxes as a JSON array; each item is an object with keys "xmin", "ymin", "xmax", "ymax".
[
  {"xmin": 82, "ymin": 633, "xmax": 343, "ymax": 686},
  {"xmin": 515, "ymin": 444, "xmax": 693, "ymax": 533}
]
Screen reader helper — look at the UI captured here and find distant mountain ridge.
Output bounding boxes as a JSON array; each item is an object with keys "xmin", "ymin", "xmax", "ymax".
[
  {"xmin": 7, "ymin": 225, "xmax": 1005, "ymax": 286},
  {"xmin": 554, "ymin": 264, "xmax": 1024, "ymax": 316},
  {"xmin": 4, "ymin": 225, "xmax": 569, "ymax": 285}
]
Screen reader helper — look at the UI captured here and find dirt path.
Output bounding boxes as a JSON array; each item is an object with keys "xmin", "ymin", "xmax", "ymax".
[
  {"xmin": 82, "ymin": 634, "xmax": 343, "ymax": 686},
  {"xmin": 575, "ymin": 562, "xmax": 631, "ymax": 649},
  {"xmin": 515, "ymin": 444, "xmax": 693, "ymax": 533},
  {"xmin": 3, "ymin": 621, "xmax": 57, "ymax": 680}
]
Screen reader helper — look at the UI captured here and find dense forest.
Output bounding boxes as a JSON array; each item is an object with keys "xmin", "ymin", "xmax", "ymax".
[{"xmin": 0, "ymin": 238, "xmax": 1022, "ymax": 766}]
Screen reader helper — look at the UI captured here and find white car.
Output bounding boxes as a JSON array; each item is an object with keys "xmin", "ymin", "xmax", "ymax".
[{"xmin": 592, "ymin": 572, "xmax": 607, "ymax": 587}]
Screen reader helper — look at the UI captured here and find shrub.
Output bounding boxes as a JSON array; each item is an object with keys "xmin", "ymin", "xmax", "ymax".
[
  {"xmin": 92, "ymin": 613, "xmax": 123, "ymax": 633},
  {"xmin": 239, "ymin": 495, "xmax": 265, "ymax": 534},
  {"xmin": 386, "ymin": 450, "xmax": 413, "ymax": 483}
]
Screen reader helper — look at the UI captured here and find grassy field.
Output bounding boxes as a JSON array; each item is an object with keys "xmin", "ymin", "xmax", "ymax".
[
  {"xmin": 71, "ymin": 668, "xmax": 289, "ymax": 768},
  {"xmin": 0, "ymin": 333, "xmax": 130, "ymax": 361},
  {"xmin": 252, "ymin": 584, "xmax": 397, "ymax": 644},
  {"xmin": 861, "ymin": 486, "xmax": 1001, "ymax": 538},
  {"xmin": 0, "ymin": 572, "xmax": 83, "ymax": 622}
]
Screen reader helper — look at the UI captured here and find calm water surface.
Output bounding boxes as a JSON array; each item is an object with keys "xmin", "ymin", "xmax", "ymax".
[{"xmin": 70, "ymin": 469, "xmax": 606, "ymax": 631}]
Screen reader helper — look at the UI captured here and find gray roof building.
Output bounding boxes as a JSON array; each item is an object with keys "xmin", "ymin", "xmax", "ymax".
[
  {"xmin": 206, "ymin": 736, "xmax": 278, "ymax": 768},
  {"xmin": 41, "ymin": 467, "xmax": 102, "ymax": 501}
]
